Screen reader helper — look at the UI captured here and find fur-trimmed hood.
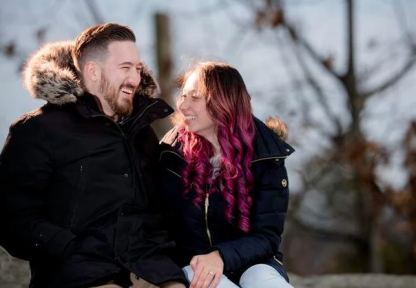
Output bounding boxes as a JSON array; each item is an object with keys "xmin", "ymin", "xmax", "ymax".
[{"xmin": 23, "ymin": 41, "xmax": 160, "ymax": 105}]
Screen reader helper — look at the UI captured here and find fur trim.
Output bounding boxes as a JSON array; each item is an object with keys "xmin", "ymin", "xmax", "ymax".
[
  {"xmin": 22, "ymin": 41, "xmax": 160, "ymax": 105},
  {"xmin": 23, "ymin": 41, "xmax": 82, "ymax": 105},
  {"xmin": 137, "ymin": 62, "xmax": 160, "ymax": 97}
]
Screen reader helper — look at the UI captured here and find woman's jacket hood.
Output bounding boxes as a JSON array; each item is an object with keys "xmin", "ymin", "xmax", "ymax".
[{"xmin": 22, "ymin": 41, "xmax": 160, "ymax": 105}]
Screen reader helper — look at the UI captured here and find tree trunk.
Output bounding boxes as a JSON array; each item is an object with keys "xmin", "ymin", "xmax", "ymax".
[{"xmin": 153, "ymin": 13, "xmax": 174, "ymax": 138}]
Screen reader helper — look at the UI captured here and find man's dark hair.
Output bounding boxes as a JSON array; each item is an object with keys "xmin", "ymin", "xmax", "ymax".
[{"xmin": 72, "ymin": 23, "xmax": 136, "ymax": 72}]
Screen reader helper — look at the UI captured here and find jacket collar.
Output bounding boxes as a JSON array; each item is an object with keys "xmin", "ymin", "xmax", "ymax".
[
  {"xmin": 252, "ymin": 117, "xmax": 294, "ymax": 161},
  {"xmin": 75, "ymin": 92, "xmax": 173, "ymax": 126},
  {"xmin": 160, "ymin": 116, "xmax": 295, "ymax": 161}
]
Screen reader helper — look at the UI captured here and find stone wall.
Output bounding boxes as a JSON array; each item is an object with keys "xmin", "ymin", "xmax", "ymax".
[
  {"xmin": 289, "ymin": 274, "xmax": 416, "ymax": 288},
  {"xmin": 0, "ymin": 248, "xmax": 30, "ymax": 288},
  {"xmin": 1, "ymin": 249, "xmax": 416, "ymax": 288}
]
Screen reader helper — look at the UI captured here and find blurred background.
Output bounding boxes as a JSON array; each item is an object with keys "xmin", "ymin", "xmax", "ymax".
[{"xmin": 1, "ymin": 0, "xmax": 416, "ymax": 286}]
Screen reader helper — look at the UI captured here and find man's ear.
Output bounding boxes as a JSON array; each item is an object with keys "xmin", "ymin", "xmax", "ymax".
[{"xmin": 84, "ymin": 61, "xmax": 101, "ymax": 82}]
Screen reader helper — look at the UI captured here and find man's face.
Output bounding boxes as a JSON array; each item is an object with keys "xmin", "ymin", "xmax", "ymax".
[{"xmin": 99, "ymin": 41, "xmax": 142, "ymax": 118}]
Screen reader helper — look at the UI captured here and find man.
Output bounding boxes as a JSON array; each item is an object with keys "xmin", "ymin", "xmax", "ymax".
[{"xmin": 0, "ymin": 23, "xmax": 186, "ymax": 288}]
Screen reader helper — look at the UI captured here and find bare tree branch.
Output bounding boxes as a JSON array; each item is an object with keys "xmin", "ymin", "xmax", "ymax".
[
  {"xmin": 358, "ymin": 44, "xmax": 404, "ymax": 82},
  {"xmin": 362, "ymin": 53, "xmax": 416, "ymax": 99},
  {"xmin": 360, "ymin": 0, "xmax": 416, "ymax": 99},
  {"xmin": 285, "ymin": 30, "xmax": 344, "ymax": 136},
  {"xmin": 283, "ymin": 23, "xmax": 341, "ymax": 80},
  {"xmin": 274, "ymin": 34, "xmax": 312, "ymax": 125},
  {"xmin": 345, "ymin": 0, "xmax": 355, "ymax": 79}
]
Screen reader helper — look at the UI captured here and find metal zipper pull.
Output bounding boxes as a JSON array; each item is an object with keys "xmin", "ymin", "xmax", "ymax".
[
  {"xmin": 204, "ymin": 193, "xmax": 213, "ymax": 246},
  {"xmin": 274, "ymin": 255, "xmax": 283, "ymax": 265}
]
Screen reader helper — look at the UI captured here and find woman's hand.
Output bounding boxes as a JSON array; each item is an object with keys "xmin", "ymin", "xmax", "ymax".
[{"xmin": 189, "ymin": 250, "xmax": 224, "ymax": 288}]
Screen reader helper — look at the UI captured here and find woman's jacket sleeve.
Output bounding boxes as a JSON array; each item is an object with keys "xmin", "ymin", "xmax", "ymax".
[{"xmin": 212, "ymin": 158, "xmax": 289, "ymax": 273}]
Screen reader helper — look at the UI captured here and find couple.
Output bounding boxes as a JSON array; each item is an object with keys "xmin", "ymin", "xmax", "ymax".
[{"xmin": 0, "ymin": 23, "xmax": 294, "ymax": 288}]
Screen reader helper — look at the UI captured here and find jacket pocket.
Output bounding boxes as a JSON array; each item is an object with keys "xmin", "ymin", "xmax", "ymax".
[{"xmin": 69, "ymin": 158, "xmax": 89, "ymax": 228}]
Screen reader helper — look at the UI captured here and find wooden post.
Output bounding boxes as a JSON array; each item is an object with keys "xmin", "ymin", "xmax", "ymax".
[{"xmin": 152, "ymin": 13, "xmax": 175, "ymax": 139}]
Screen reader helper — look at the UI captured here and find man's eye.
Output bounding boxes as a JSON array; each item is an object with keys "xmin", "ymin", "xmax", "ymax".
[
  {"xmin": 121, "ymin": 67, "xmax": 129, "ymax": 70},
  {"xmin": 137, "ymin": 67, "xmax": 142, "ymax": 72}
]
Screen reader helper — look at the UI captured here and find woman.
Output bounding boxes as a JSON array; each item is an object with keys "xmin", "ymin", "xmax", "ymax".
[{"xmin": 159, "ymin": 62, "xmax": 294, "ymax": 288}]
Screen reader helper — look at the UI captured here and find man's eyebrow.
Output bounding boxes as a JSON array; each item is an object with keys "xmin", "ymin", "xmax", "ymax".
[
  {"xmin": 118, "ymin": 62, "xmax": 133, "ymax": 66},
  {"xmin": 118, "ymin": 61, "xmax": 143, "ymax": 67}
]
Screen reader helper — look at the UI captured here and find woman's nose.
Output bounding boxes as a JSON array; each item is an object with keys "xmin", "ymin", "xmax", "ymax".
[{"xmin": 179, "ymin": 97, "xmax": 189, "ymax": 111}]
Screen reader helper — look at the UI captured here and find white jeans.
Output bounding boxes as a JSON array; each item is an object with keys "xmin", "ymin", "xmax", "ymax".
[{"xmin": 183, "ymin": 264, "xmax": 293, "ymax": 288}]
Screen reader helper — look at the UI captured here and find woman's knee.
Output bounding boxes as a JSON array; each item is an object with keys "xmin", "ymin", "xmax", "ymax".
[{"xmin": 240, "ymin": 264, "xmax": 293, "ymax": 288}]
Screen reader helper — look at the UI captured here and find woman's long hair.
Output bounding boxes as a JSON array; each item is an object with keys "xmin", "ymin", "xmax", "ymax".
[{"xmin": 175, "ymin": 62, "xmax": 255, "ymax": 233}]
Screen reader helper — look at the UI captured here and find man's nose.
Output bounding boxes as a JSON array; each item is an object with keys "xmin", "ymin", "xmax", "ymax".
[{"xmin": 128, "ymin": 70, "xmax": 141, "ymax": 87}]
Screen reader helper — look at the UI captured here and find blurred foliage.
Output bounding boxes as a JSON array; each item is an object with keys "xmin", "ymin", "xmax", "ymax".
[{"xmin": 252, "ymin": 0, "xmax": 416, "ymax": 274}]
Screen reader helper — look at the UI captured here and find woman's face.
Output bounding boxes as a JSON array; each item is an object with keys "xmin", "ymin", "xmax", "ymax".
[{"xmin": 178, "ymin": 71, "xmax": 216, "ymax": 140}]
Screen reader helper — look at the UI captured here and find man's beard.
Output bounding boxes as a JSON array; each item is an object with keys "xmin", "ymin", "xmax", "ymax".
[{"xmin": 99, "ymin": 74, "xmax": 134, "ymax": 118}]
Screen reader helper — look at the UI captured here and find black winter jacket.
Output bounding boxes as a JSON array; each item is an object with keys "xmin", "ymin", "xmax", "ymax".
[
  {"xmin": 159, "ymin": 118, "xmax": 294, "ymax": 280},
  {"xmin": 0, "ymin": 41, "xmax": 186, "ymax": 288}
]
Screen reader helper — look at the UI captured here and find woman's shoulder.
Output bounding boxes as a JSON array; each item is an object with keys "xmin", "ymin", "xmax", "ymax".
[{"xmin": 252, "ymin": 116, "xmax": 295, "ymax": 161}]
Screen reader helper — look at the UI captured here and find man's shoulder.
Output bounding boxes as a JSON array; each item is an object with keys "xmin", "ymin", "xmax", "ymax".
[
  {"xmin": 11, "ymin": 106, "xmax": 44, "ymax": 127},
  {"xmin": 10, "ymin": 104, "xmax": 71, "ymax": 131}
]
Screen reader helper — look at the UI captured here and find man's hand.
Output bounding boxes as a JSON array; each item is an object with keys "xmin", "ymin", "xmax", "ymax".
[{"xmin": 189, "ymin": 250, "xmax": 224, "ymax": 288}]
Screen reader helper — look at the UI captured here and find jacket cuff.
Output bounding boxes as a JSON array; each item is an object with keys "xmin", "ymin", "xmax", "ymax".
[
  {"xmin": 211, "ymin": 244, "xmax": 234, "ymax": 273},
  {"xmin": 33, "ymin": 222, "xmax": 76, "ymax": 259},
  {"xmin": 46, "ymin": 228, "xmax": 76, "ymax": 258}
]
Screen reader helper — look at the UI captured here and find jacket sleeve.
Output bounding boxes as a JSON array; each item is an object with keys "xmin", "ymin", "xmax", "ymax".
[
  {"xmin": 0, "ymin": 116, "xmax": 75, "ymax": 261},
  {"xmin": 212, "ymin": 159, "xmax": 289, "ymax": 273}
]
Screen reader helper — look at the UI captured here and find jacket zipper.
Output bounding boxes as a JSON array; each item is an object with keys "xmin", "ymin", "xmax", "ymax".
[
  {"xmin": 91, "ymin": 115, "xmax": 127, "ymax": 138},
  {"xmin": 251, "ymin": 155, "xmax": 287, "ymax": 163},
  {"xmin": 204, "ymin": 192, "xmax": 213, "ymax": 246},
  {"xmin": 124, "ymin": 101, "xmax": 160, "ymax": 206},
  {"xmin": 274, "ymin": 255, "xmax": 283, "ymax": 265},
  {"xmin": 160, "ymin": 149, "xmax": 213, "ymax": 245},
  {"xmin": 70, "ymin": 162, "xmax": 87, "ymax": 228},
  {"xmin": 126, "ymin": 100, "xmax": 159, "ymax": 135}
]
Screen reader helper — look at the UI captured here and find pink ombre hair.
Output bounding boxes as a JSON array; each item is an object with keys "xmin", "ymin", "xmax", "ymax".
[{"xmin": 175, "ymin": 62, "xmax": 255, "ymax": 233}]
